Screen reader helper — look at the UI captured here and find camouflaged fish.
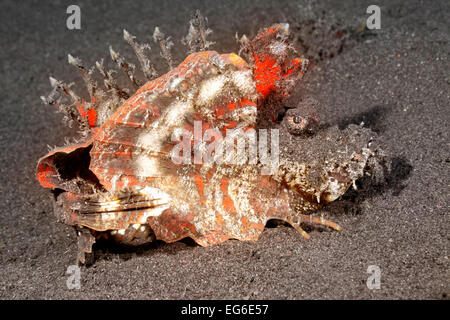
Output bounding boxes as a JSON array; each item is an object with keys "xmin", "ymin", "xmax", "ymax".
[{"xmin": 36, "ymin": 11, "xmax": 377, "ymax": 263}]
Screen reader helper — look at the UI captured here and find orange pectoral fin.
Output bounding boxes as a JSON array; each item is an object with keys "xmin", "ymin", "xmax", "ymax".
[{"xmin": 35, "ymin": 140, "xmax": 95, "ymax": 193}]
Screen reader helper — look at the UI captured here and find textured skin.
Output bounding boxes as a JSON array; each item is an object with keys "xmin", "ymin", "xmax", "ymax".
[{"xmin": 36, "ymin": 25, "xmax": 374, "ymax": 262}]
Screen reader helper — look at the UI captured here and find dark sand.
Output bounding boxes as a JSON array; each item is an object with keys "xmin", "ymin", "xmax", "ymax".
[{"xmin": 0, "ymin": 0, "xmax": 448, "ymax": 299}]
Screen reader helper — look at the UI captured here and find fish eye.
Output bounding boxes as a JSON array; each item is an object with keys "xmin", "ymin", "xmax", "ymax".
[
  {"xmin": 293, "ymin": 116, "xmax": 303, "ymax": 124},
  {"xmin": 286, "ymin": 115, "xmax": 308, "ymax": 134}
]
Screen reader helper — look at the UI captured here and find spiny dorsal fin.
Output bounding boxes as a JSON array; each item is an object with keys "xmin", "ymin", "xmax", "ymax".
[
  {"xmin": 153, "ymin": 27, "xmax": 174, "ymax": 70},
  {"xmin": 123, "ymin": 29, "xmax": 158, "ymax": 81},
  {"xmin": 49, "ymin": 76, "xmax": 82, "ymax": 104},
  {"xmin": 236, "ymin": 33, "xmax": 251, "ymax": 61},
  {"xmin": 182, "ymin": 10, "xmax": 214, "ymax": 54},
  {"xmin": 42, "ymin": 77, "xmax": 88, "ymax": 131},
  {"xmin": 95, "ymin": 59, "xmax": 130, "ymax": 100},
  {"xmin": 67, "ymin": 54, "xmax": 100, "ymax": 100},
  {"xmin": 109, "ymin": 46, "xmax": 141, "ymax": 89},
  {"xmin": 41, "ymin": 10, "xmax": 217, "ymax": 134}
]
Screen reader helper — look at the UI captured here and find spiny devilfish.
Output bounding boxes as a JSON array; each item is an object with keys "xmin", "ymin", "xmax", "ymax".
[{"xmin": 36, "ymin": 12, "xmax": 377, "ymax": 263}]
